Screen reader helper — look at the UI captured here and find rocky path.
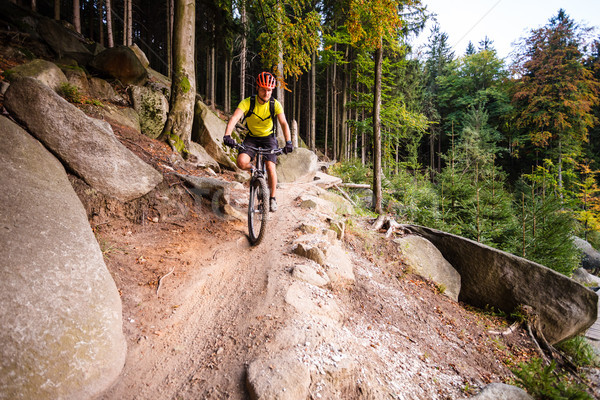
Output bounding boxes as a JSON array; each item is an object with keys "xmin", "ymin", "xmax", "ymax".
[{"xmin": 98, "ymin": 179, "xmax": 533, "ymax": 400}]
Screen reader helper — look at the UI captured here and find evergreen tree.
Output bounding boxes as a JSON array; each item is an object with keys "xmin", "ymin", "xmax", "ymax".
[{"xmin": 511, "ymin": 9, "xmax": 599, "ymax": 194}]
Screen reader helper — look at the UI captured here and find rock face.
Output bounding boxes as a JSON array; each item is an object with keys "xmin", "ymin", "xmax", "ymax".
[
  {"xmin": 276, "ymin": 147, "xmax": 318, "ymax": 183},
  {"xmin": 193, "ymin": 100, "xmax": 237, "ymax": 170},
  {"xmin": 90, "ymin": 46, "xmax": 148, "ymax": 85},
  {"xmin": 129, "ymin": 85, "xmax": 169, "ymax": 139},
  {"xmin": 573, "ymin": 236, "xmax": 600, "ymax": 274},
  {"xmin": 5, "ymin": 59, "xmax": 67, "ymax": 91},
  {"xmin": 0, "ymin": 116, "xmax": 126, "ymax": 399},
  {"xmin": 395, "ymin": 235, "xmax": 461, "ymax": 301},
  {"xmin": 402, "ymin": 225, "xmax": 598, "ymax": 344},
  {"xmin": 4, "ymin": 77, "xmax": 163, "ymax": 202}
]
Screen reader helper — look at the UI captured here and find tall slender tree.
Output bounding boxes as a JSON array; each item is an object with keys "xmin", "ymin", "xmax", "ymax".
[
  {"xmin": 160, "ymin": 0, "xmax": 196, "ymax": 156},
  {"xmin": 346, "ymin": 0, "xmax": 425, "ymax": 215}
]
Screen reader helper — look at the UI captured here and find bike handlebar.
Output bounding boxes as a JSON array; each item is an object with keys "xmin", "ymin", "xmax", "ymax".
[{"xmin": 234, "ymin": 143, "xmax": 283, "ymax": 155}]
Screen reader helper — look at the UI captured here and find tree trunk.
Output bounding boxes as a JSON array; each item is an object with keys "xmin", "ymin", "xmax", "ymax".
[
  {"xmin": 310, "ymin": 51, "xmax": 316, "ymax": 151},
  {"xmin": 31, "ymin": 0, "xmax": 36, "ymax": 12},
  {"xmin": 372, "ymin": 43, "xmax": 383, "ymax": 215},
  {"xmin": 161, "ymin": 0, "xmax": 196, "ymax": 156},
  {"xmin": 105, "ymin": 0, "xmax": 114, "ymax": 47},
  {"xmin": 54, "ymin": 0, "xmax": 60, "ymax": 19},
  {"xmin": 98, "ymin": 0, "xmax": 104, "ymax": 46},
  {"xmin": 332, "ymin": 42, "xmax": 338, "ymax": 161},
  {"xmin": 324, "ymin": 66, "xmax": 329, "ymax": 159},
  {"xmin": 127, "ymin": 0, "xmax": 133, "ymax": 45},
  {"xmin": 210, "ymin": 42, "xmax": 216, "ymax": 107},
  {"xmin": 73, "ymin": 0, "xmax": 81, "ymax": 33},
  {"xmin": 340, "ymin": 46, "xmax": 349, "ymax": 161},
  {"xmin": 166, "ymin": 0, "xmax": 172, "ymax": 77},
  {"xmin": 240, "ymin": 0, "xmax": 247, "ymax": 101},
  {"xmin": 122, "ymin": 0, "xmax": 127, "ymax": 45}
]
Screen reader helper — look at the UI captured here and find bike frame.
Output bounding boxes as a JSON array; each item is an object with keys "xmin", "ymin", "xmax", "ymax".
[{"xmin": 235, "ymin": 143, "xmax": 283, "ymax": 245}]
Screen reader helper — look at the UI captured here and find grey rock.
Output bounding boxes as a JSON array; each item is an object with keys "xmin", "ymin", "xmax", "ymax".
[
  {"xmin": 461, "ymin": 383, "xmax": 533, "ymax": 400},
  {"xmin": 246, "ymin": 354, "xmax": 311, "ymax": 400},
  {"xmin": 5, "ymin": 59, "xmax": 67, "ymax": 91},
  {"xmin": 402, "ymin": 224, "xmax": 598, "ymax": 344},
  {"xmin": 0, "ymin": 116, "xmax": 126, "ymax": 399},
  {"xmin": 129, "ymin": 43, "xmax": 149, "ymax": 68},
  {"xmin": 276, "ymin": 147, "xmax": 318, "ymax": 183},
  {"xmin": 285, "ymin": 282, "xmax": 342, "ymax": 323},
  {"xmin": 292, "ymin": 264, "xmax": 330, "ymax": 287},
  {"xmin": 129, "ymin": 85, "xmax": 169, "ymax": 139},
  {"xmin": 573, "ymin": 236, "xmax": 600, "ymax": 274},
  {"xmin": 294, "ymin": 243, "xmax": 327, "ymax": 266},
  {"xmin": 192, "ymin": 100, "xmax": 237, "ymax": 170},
  {"xmin": 572, "ymin": 268, "xmax": 600, "ymax": 287},
  {"xmin": 36, "ymin": 18, "xmax": 95, "ymax": 65},
  {"xmin": 63, "ymin": 67, "xmax": 90, "ymax": 95},
  {"xmin": 89, "ymin": 77, "xmax": 120, "ymax": 102},
  {"xmin": 325, "ymin": 243, "xmax": 356, "ymax": 288},
  {"xmin": 4, "ymin": 77, "xmax": 163, "ymax": 202},
  {"xmin": 90, "ymin": 45, "xmax": 148, "ymax": 85},
  {"xmin": 188, "ymin": 141, "xmax": 220, "ymax": 171},
  {"xmin": 80, "ymin": 103, "xmax": 141, "ymax": 132},
  {"xmin": 395, "ymin": 235, "xmax": 461, "ymax": 301}
]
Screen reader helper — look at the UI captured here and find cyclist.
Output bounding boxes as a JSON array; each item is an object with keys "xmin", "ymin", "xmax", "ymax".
[{"xmin": 223, "ymin": 71, "xmax": 293, "ymax": 212}]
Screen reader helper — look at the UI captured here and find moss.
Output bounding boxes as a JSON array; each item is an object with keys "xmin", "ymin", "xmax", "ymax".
[
  {"xmin": 168, "ymin": 132, "xmax": 190, "ymax": 156},
  {"xmin": 179, "ymin": 75, "xmax": 191, "ymax": 93},
  {"xmin": 2, "ymin": 69, "xmax": 16, "ymax": 81}
]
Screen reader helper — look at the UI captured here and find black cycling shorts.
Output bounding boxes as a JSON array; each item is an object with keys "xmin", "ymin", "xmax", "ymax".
[{"xmin": 241, "ymin": 134, "xmax": 279, "ymax": 164}]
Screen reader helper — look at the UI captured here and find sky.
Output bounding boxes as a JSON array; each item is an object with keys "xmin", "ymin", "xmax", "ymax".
[{"xmin": 411, "ymin": 0, "xmax": 600, "ymax": 61}]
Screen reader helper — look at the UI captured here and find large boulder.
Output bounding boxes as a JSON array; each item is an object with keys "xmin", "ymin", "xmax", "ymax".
[
  {"xmin": 36, "ymin": 18, "xmax": 97, "ymax": 65},
  {"xmin": 129, "ymin": 85, "xmax": 169, "ymax": 139},
  {"xmin": 395, "ymin": 235, "xmax": 461, "ymax": 301},
  {"xmin": 4, "ymin": 59, "xmax": 67, "ymax": 91},
  {"xmin": 192, "ymin": 100, "xmax": 237, "ymax": 170},
  {"xmin": 0, "ymin": 116, "xmax": 126, "ymax": 399},
  {"xmin": 90, "ymin": 46, "xmax": 148, "ymax": 85},
  {"xmin": 276, "ymin": 147, "xmax": 318, "ymax": 183},
  {"xmin": 89, "ymin": 77, "xmax": 121, "ymax": 102},
  {"xmin": 573, "ymin": 236, "xmax": 600, "ymax": 274},
  {"xmin": 4, "ymin": 77, "xmax": 162, "ymax": 202},
  {"xmin": 402, "ymin": 225, "xmax": 598, "ymax": 344}
]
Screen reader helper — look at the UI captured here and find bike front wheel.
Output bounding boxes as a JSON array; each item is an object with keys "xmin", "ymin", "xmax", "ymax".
[{"xmin": 248, "ymin": 177, "xmax": 270, "ymax": 245}]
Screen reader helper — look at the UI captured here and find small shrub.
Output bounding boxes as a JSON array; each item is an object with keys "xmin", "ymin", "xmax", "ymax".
[
  {"xmin": 511, "ymin": 358, "xmax": 593, "ymax": 399},
  {"xmin": 556, "ymin": 336, "xmax": 599, "ymax": 368},
  {"xmin": 58, "ymin": 82, "xmax": 82, "ymax": 103}
]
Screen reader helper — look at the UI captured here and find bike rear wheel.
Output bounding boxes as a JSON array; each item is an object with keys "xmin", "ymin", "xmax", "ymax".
[{"xmin": 248, "ymin": 177, "xmax": 269, "ymax": 245}]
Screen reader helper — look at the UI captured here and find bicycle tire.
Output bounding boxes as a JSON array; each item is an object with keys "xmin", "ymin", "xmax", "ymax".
[{"xmin": 248, "ymin": 176, "xmax": 270, "ymax": 245}]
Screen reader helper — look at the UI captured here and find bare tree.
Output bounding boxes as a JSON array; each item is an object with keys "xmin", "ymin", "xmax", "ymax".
[{"xmin": 54, "ymin": 0, "xmax": 60, "ymax": 19}]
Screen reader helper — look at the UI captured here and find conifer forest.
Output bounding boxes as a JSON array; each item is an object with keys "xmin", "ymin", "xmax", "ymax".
[{"xmin": 19, "ymin": 0, "xmax": 600, "ymax": 276}]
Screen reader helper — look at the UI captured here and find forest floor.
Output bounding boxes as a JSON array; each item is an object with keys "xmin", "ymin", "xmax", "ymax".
[{"xmin": 82, "ymin": 123, "xmax": 551, "ymax": 399}]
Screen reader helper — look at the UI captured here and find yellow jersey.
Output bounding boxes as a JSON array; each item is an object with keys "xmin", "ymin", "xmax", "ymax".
[{"xmin": 237, "ymin": 96, "xmax": 283, "ymax": 137}]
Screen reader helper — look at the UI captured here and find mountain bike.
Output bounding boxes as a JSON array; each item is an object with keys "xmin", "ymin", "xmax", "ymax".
[{"xmin": 234, "ymin": 143, "xmax": 283, "ymax": 245}]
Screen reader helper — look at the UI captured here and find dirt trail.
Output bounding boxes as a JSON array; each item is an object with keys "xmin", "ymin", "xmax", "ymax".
[
  {"xmin": 99, "ymin": 182, "xmax": 313, "ymax": 399},
  {"xmin": 95, "ymin": 174, "xmax": 539, "ymax": 400}
]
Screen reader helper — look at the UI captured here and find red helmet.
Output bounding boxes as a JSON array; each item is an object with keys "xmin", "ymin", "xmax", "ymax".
[{"xmin": 256, "ymin": 72, "xmax": 277, "ymax": 89}]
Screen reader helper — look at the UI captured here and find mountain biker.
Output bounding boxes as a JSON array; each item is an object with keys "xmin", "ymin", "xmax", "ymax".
[{"xmin": 223, "ymin": 71, "xmax": 293, "ymax": 212}]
